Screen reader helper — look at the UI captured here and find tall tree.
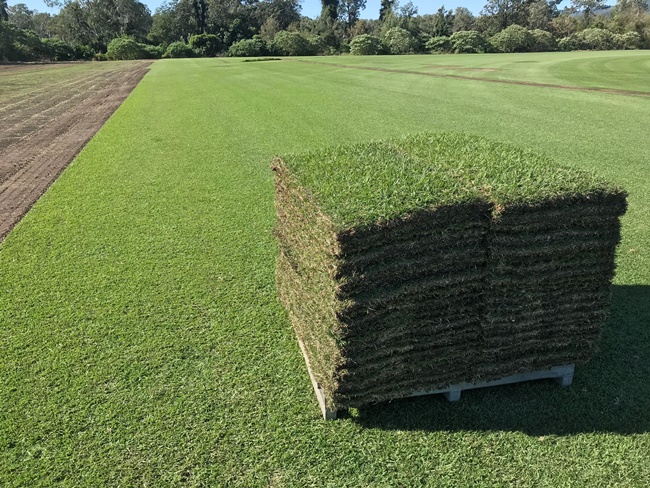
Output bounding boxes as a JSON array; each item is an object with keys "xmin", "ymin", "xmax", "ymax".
[
  {"xmin": 8, "ymin": 3, "xmax": 35, "ymax": 29},
  {"xmin": 526, "ymin": 0, "xmax": 561, "ymax": 30},
  {"xmin": 432, "ymin": 5, "xmax": 453, "ymax": 36},
  {"xmin": 49, "ymin": 0, "xmax": 152, "ymax": 48},
  {"xmin": 481, "ymin": 0, "xmax": 528, "ymax": 32},
  {"xmin": 1, "ymin": 0, "xmax": 9, "ymax": 22},
  {"xmin": 192, "ymin": 0, "xmax": 207, "ymax": 33},
  {"xmin": 149, "ymin": 0, "xmax": 190, "ymax": 43},
  {"xmin": 452, "ymin": 6, "xmax": 475, "ymax": 31},
  {"xmin": 257, "ymin": 0, "xmax": 301, "ymax": 31},
  {"xmin": 571, "ymin": 0, "xmax": 608, "ymax": 25},
  {"xmin": 379, "ymin": 0, "xmax": 395, "ymax": 20},
  {"xmin": 321, "ymin": 0, "xmax": 338, "ymax": 20},
  {"xmin": 338, "ymin": 0, "xmax": 366, "ymax": 28},
  {"xmin": 33, "ymin": 12, "xmax": 54, "ymax": 37}
]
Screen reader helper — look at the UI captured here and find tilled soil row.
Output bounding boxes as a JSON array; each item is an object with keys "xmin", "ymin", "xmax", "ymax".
[
  {"xmin": 0, "ymin": 66, "xmax": 140, "ymax": 144},
  {"xmin": 0, "ymin": 61, "xmax": 152, "ymax": 241}
]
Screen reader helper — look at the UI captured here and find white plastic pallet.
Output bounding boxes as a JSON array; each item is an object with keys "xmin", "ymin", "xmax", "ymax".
[{"xmin": 297, "ymin": 339, "xmax": 575, "ymax": 420}]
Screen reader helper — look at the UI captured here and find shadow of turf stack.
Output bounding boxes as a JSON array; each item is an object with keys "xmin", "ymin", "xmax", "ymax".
[{"xmin": 273, "ymin": 133, "xmax": 627, "ymax": 414}]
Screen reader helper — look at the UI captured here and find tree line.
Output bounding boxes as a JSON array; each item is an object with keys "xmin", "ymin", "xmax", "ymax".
[{"xmin": 1, "ymin": 0, "xmax": 648, "ymax": 61}]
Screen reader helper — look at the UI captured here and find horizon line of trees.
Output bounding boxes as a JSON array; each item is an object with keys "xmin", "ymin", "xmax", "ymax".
[{"xmin": 1, "ymin": 0, "xmax": 649, "ymax": 61}]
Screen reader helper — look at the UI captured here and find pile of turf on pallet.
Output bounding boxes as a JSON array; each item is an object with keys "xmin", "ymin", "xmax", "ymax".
[
  {"xmin": 399, "ymin": 134, "xmax": 628, "ymax": 382},
  {"xmin": 272, "ymin": 133, "xmax": 626, "ymax": 412}
]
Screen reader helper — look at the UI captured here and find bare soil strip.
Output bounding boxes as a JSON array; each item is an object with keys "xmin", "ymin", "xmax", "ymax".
[
  {"xmin": 293, "ymin": 59, "xmax": 650, "ymax": 98},
  {"xmin": 0, "ymin": 61, "xmax": 152, "ymax": 241}
]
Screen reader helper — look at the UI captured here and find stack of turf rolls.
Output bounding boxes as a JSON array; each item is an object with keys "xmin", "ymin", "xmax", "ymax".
[
  {"xmin": 400, "ymin": 134, "xmax": 628, "ymax": 381},
  {"xmin": 273, "ymin": 133, "xmax": 626, "ymax": 413}
]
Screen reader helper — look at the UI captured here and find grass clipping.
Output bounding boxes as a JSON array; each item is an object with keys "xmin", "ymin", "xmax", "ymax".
[{"xmin": 272, "ymin": 133, "xmax": 627, "ymax": 411}]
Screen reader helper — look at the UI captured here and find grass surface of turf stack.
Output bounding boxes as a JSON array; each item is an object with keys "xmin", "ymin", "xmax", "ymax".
[{"xmin": 273, "ymin": 133, "xmax": 627, "ymax": 412}]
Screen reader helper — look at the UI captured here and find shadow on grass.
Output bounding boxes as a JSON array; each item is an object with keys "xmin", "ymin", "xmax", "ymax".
[{"xmin": 351, "ymin": 285, "xmax": 650, "ymax": 436}]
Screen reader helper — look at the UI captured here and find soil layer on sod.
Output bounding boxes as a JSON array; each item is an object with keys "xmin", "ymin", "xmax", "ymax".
[{"xmin": 273, "ymin": 132, "xmax": 626, "ymax": 411}]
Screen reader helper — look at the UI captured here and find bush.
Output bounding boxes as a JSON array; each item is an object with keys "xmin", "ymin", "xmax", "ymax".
[
  {"xmin": 383, "ymin": 27, "xmax": 419, "ymax": 54},
  {"xmin": 307, "ymin": 35, "xmax": 327, "ymax": 56},
  {"xmin": 559, "ymin": 28, "xmax": 619, "ymax": 51},
  {"xmin": 164, "ymin": 41, "xmax": 193, "ymax": 58},
  {"xmin": 107, "ymin": 37, "xmax": 144, "ymax": 60},
  {"xmin": 426, "ymin": 36, "xmax": 452, "ymax": 53},
  {"xmin": 227, "ymin": 36, "xmax": 268, "ymax": 57},
  {"xmin": 490, "ymin": 25, "xmax": 533, "ymax": 53},
  {"xmin": 188, "ymin": 34, "xmax": 224, "ymax": 57},
  {"xmin": 271, "ymin": 31, "xmax": 313, "ymax": 56},
  {"xmin": 349, "ymin": 34, "xmax": 385, "ymax": 55},
  {"xmin": 612, "ymin": 32, "xmax": 641, "ymax": 50},
  {"xmin": 449, "ymin": 30, "xmax": 489, "ymax": 54},
  {"xmin": 558, "ymin": 36, "xmax": 579, "ymax": 51},
  {"xmin": 141, "ymin": 44, "xmax": 165, "ymax": 59},
  {"xmin": 578, "ymin": 28, "xmax": 615, "ymax": 50},
  {"xmin": 74, "ymin": 44, "xmax": 96, "ymax": 60},
  {"xmin": 93, "ymin": 52, "xmax": 109, "ymax": 61},
  {"xmin": 529, "ymin": 29, "xmax": 556, "ymax": 52},
  {"xmin": 39, "ymin": 38, "xmax": 77, "ymax": 61}
]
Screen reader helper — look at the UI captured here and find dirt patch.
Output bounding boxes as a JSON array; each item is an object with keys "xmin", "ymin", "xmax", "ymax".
[
  {"xmin": 0, "ymin": 61, "xmax": 152, "ymax": 241},
  {"xmin": 293, "ymin": 59, "xmax": 650, "ymax": 98},
  {"xmin": 426, "ymin": 64, "xmax": 500, "ymax": 72}
]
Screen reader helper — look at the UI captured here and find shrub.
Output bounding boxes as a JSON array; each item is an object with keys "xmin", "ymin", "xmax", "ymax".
[
  {"xmin": 490, "ymin": 25, "xmax": 533, "ymax": 53},
  {"xmin": 74, "ymin": 44, "xmax": 96, "ymax": 60},
  {"xmin": 349, "ymin": 34, "xmax": 385, "ymax": 55},
  {"xmin": 93, "ymin": 52, "xmax": 109, "ymax": 61},
  {"xmin": 307, "ymin": 35, "xmax": 327, "ymax": 55},
  {"xmin": 227, "ymin": 36, "xmax": 268, "ymax": 57},
  {"xmin": 426, "ymin": 36, "xmax": 452, "ymax": 53},
  {"xmin": 39, "ymin": 38, "xmax": 77, "ymax": 61},
  {"xmin": 558, "ymin": 36, "xmax": 579, "ymax": 51},
  {"xmin": 188, "ymin": 34, "xmax": 224, "ymax": 57},
  {"xmin": 107, "ymin": 37, "xmax": 144, "ymax": 60},
  {"xmin": 580, "ymin": 28, "xmax": 615, "ymax": 50},
  {"xmin": 612, "ymin": 32, "xmax": 641, "ymax": 50},
  {"xmin": 529, "ymin": 29, "xmax": 556, "ymax": 52},
  {"xmin": 164, "ymin": 41, "xmax": 193, "ymax": 58},
  {"xmin": 449, "ymin": 30, "xmax": 489, "ymax": 53},
  {"xmin": 271, "ymin": 31, "xmax": 313, "ymax": 56},
  {"xmin": 140, "ymin": 44, "xmax": 165, "ymax": 59},
  {"xmin": 383, "ymin": 27, "xmax": 419, "ymax": 54}
]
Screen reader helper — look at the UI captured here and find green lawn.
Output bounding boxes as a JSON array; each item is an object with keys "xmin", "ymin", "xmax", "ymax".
[
  {"xmin": 306, "ymin": 51, "xmax": 650, "ymax": 93},
  {"xmin": 1, "ymin": 52, "xmax": 650, "ymax": 486}
]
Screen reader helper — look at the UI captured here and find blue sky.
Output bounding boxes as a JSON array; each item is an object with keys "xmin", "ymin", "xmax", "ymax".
[{"xmin": 10, "ymin": 0, "xmax": 490, "ymax": 19}]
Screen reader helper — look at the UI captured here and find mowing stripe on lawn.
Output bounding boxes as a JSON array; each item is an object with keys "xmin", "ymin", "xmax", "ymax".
[{"xmin": 291, "ymin": 58, "xmax": 650, "ymax": 98}]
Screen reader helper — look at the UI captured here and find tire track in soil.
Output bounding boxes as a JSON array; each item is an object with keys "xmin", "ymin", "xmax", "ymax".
[
  {"xmin": 0, "ymin": 61, "xmax": 152, "ymax": 242},
  {"xmin": 291, "ymin": 59, "xmax": 650, "ymax": 98}
]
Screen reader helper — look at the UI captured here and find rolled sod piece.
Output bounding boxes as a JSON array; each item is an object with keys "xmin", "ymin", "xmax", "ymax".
[{"xmin": 273, "ymin": 133, "xmax": 627, "ymax": 412}]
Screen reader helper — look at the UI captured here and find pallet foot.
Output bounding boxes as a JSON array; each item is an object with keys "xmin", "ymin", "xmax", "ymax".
[
  {"xmin": 444, "ymin": 390, "xmax": 462, "ymax": 402},
  {"xmin": 552, "ymin": 364, "xmax": 574, "ymax": 387}
]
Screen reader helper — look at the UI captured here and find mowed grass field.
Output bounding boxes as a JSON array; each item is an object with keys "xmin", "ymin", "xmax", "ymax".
[{"xmin": 1, "ymin": 52, "xmax": 649, "ymax": 486}]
